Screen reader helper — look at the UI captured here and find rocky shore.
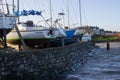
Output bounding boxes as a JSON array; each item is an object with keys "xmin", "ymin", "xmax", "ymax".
[
  {"xmin": 65, "ymin": 42, "xmax": 120, "ymax": 80},
  {"xmin": 0, "ymin": 42, "xmax": 95, "ymax": 80}
]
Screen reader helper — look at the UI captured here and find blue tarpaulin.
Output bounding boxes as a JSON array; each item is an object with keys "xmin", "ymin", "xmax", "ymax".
[
  {"xmin": 21, "ymin": 10, "xmax": 28, "ymax": 16},
  {"xmin": 14, "ymin": 10, "xmax": 41, "ymax": 16}
]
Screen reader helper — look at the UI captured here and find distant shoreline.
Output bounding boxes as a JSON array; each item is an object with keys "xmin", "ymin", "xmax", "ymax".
[{"xmin": 92, "ymin": 40, "xmax": 120, "ymax": 43}]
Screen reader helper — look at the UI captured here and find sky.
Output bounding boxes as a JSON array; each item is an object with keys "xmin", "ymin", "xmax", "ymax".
[{"xmin": 3, "ymin": 0, "xmax": 120, "ymax": 31}]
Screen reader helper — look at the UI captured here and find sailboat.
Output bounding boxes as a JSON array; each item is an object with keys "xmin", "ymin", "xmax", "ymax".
[
  {"xmin": 6, "ymin": 0, "xmax": 66, "ymax": 47},
  {"xmin": 76, "ymin": 0, "xmax": 92, "ymax": 42},
  {"xmin": 73, "ymin": 0, "xmax": 83, "ymax": 39},
  {"xmin": 0, "ymin": 0, "xmax": 16, "ymax": 39},
  {"xmin": 60, "ymin": 0, "xmax": 83, "ymax": 44},
  {"xmin": 7, "ymin": 20, "xmax": 66, "ymax": 45},
  {"xmin": 49, "ymin": 0, "xmax": 84, "ymax": 47},
  {"xmin": 0, "ymin": 0, "xmax": 16, "ymax": 48}
]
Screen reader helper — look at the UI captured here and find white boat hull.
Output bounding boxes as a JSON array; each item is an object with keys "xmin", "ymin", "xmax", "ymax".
[
  {"xmin": 0, "ymin": 12, "xmax": 16, "ymax": 38},
  {"xmin": 7, "ymin": 23, "xmax": 66, "ymax": 45}
]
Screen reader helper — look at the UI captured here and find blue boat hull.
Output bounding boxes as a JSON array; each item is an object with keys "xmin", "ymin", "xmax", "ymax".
[{"xmin": 50, "ymin": 34, "xmax": 83, "ymax": 47}]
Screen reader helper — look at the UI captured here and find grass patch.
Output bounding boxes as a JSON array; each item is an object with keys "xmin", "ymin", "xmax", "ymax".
[{"xmin": 91, "ymin": 35, "xmax": 116, "ymax": 41}]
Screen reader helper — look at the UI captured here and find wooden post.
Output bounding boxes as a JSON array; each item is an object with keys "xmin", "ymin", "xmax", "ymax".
[
  {"xmin": 106, "ymin": 40, "xmax": 110, "ymax": 50},
  {"xmin": 14, "ymin": 24, "xmax": 28, "ymax": 51},
  {"xmin": 62, "ymin": 38, "xmax": 65, "ymax": 47},
  {"xmin": 3, "ymin": 29, "xmax": 7, "ymax": 48}
]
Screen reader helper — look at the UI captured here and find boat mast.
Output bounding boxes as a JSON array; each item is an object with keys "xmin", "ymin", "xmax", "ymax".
[
  {"xmin": 17, "ymin": 0, "xmax": 20, "ymax": 23},
  {"xmin": 67, "ymin": 0, "xmax": 70, "ymax": 28},
  {"xmin": 50, "ymin": 0, "xmax": 52, "ymax": 27},
  {"xmin": 62, "ymin": 9, "xmax": 65, "ymax": 27},
  {"xmin": 0, "ymin": 0, "xmax": 3, "ymax": 12},
  {"xmin": 0, "ymin": 1, "xmax": 1, "ymax": 10},
  {"xmin": 79, "ymin": 0, "xmax": 82, "ymax": 27},
  {"xmin": 5, "ymin": 0, "xmax": 9, "ymax": 14},
  {"xmin": 12, "ymin": 0, "xmax": 15, "ymax": 14}
]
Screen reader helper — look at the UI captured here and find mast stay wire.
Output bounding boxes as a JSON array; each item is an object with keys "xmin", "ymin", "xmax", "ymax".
[
  {"xmin": 34, "ymin": 0, "xmax": 52, "ymax": 27},
  {"xmin": 20, "ymin": 0, "xmax": 30, "ymax": 21},
  {"xmin": 34, "ymin": 0, "xmax": 51, "ymax": 27},
  {"xmin": 62, "ymin": 0, "xmax": 71, "ymax": 27},
  {"xmin": 20, "ymin": 0, "xmax": 42, "ymax": 24},
  {"xmin": 62, "ymin": 0, "xmax": 77, "ymax": 28},
  {"xmin": 0, "ymin": 0, "xmax": 4, "ymax": 12},
  {"xmin": 62, "ymin": 0, "xmax": 67, "ymax": 12},
  {"xmin": 80, "ymin": 1, "xmax": 88, "ymax": 25},
  {"xmin": 34, "ymin": 0, "xmax": 42, "ymax": 23},
  {"xmin": 69, "ymin": 0, "xmax": 79, "ymax": 26},
  {"xmin": 33, "ymin": 0, "xmax": 39, "ymax": 10},
  {"xmin": 62, "ymin": 0, "xmax": 67, "ymax": 26}
]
